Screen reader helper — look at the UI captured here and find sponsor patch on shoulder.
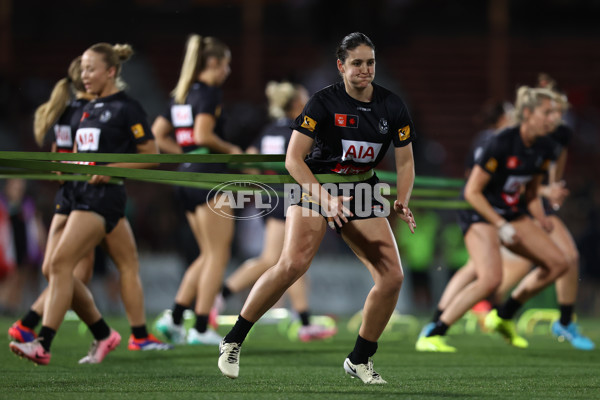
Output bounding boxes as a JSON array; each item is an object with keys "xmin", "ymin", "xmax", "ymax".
[
  {"xmin": 485, "ymin": 157, "xmax": 498, "ymax": 173},
  {"xmin": 301, "ymin": 115, "xmax": 317, "ymax": 132},
  {"xmin": 398, "ymin": 125, "xmax": 411, "ymax": 141},
  {"xmin": 131, "ymin": 123, "xmax": 145, "ymax": 139}
]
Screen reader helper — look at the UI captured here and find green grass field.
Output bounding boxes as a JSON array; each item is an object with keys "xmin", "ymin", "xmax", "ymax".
[{"xmin": 1, "ymin": 314, "xmax": 599, "ymax": 399}]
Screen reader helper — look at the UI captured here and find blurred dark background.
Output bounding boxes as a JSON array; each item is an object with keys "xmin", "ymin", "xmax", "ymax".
[{"xmin": 0, "ymin": 0, "xmax": 599, "ymax": 315}]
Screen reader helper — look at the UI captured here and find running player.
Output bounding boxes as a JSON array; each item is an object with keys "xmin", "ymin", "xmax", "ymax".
[
  {"xmin": 152, "ymin": 34, "xmax": 241, "ymax": 346},
  {"xmin": 422, "ymin": 83, "xmax": 594, "ymax": 351},
  {"xmin": 218, "ymin": 32, "xmax": 417, "ymax": 384},
  {"xmin": 9, "ymin": 43, "xmax": 159, "ymax": 365},
  {"xmin": 8, "ymin": 56, "xmax": 170, "ymax": 353},
  {"xmin": 416, "ymin": 86, "xmax": 568, "ymax": 352},
  {"xmin": 217, "ymin": 81, "xmax": 337, "ymax": 342}
]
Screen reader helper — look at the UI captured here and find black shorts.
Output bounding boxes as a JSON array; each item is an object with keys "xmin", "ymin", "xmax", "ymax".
[
  {"xmin": 542, "ymin": 197, "xmax": 557, "ymax": 216},
  {"xmin": 457, "ymin": 208, "xmax": 525, "ymax": 236},
  {"xmin": 53, "ymin": 182, "xmax": 74, "ymax": 215},
  {"xmin": 176, "ymin": 162, "xmax": 228, "ymax": 212},
  {"xmin": 289, "ymin": 175, "xmax": 388, "ymax": 233},
  {"xmin": 70, "ymin": 181, "xmax": 126, "ymax": 234}
]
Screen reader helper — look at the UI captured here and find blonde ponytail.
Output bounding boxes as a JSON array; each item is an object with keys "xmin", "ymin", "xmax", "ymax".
[
  {"xmin": 265, "ymin": 81, "xmax": 297, "ymax": 120},
  {"xmin": 172, "ymin": 34, "xmax": 202, "ymax": 104},
  {"xmin": 33, "ymin": 78, "xmax": 71, "ymax": 147},
  {"xmin": 33, "ymin": 56, "xmax": 85, "ymax": 147}
]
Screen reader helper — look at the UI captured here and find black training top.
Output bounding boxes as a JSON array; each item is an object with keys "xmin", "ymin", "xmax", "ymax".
[
  {"xmin": 548, "ymin": 123, "xmax": 572, "ymax": 150},
  {"xmin": 474, "ymin": 125, "xmax": 558, "ymax": 215},
  {"xmin": 76, "ymin": 91, "xmax": 153, "ymax": 163},
  {"xmin": 465, "ymin": 128, "xmax": 496, "ymax": 172},
  {"xmin": 251, "ymin": 118, "xmax": 293, "ymax": 155},
  {"xmin": 160, "ymin": 81, "xmax": 225, "ymax": 154},
  {"xmin": 52, "ymin": 98, "xmax": 90, "ymax": 153},
  {"xmin": 290, "ymin": 82, "xmax": 415, "ymax": 175}
]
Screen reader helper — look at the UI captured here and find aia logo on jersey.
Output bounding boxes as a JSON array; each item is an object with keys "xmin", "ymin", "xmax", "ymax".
[
  {"xmin": 171, "ymin": 104, "xmax": 193, "ymax": 127},
  {"xmin": 341, "ymin": 139, "xmax": 382, "ymax": 163},
  {"xmin": 335, "ymin": 114, "xmax": 358, "ymax": 128},
  {"xmin": 54, "ymin": 125, "xmax": 72, "ymax": 148},
  {"xmin": 80, "ymin": 112, "xmax": 90, "ymax": 122},
  {"xmin": 75, "ymin": 128, "xmax": 100, "ymax": 151},
  {"xmin": 506, "ymin": 156, "xmax": 521, "ymax": 169}
]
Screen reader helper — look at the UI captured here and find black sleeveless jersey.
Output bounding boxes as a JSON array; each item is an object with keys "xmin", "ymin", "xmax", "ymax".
[
  {"xmin": 76, "ymin": 91, "xmax": 154, "ymax": 163},
  {"xmin": 251, "ymin": 118, "xmax": 293, "ymax": 155},
  {"xmin": 160, "ymin": 81, "xmax": 225, "ymax": 153},
  {"xmin": 290, "ymin": 82, "xmax": 415, "ymax": 175},
  {"xmin": 474, "ymin": 126, "xmax": 558, "ymax": 214},
  {"xmin": 52, "ymin": 99, "xmax": 89, "ymax": 153}
]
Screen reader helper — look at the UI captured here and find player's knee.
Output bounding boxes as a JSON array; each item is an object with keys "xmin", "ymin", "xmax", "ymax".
[
  {"xmin": 552, "ymin": 255, "xmax": 570, "ymax": 278},
  {"xmin": 277, "ymin": 258, "xmax": 309, "ymax": 281},
  {"xmin": 379, "ymin": 265, "xmax": 404, "ymax": 294},
  {"xmin": 481, "ymin": 275, "xmax": 502, "ymax": 296}
]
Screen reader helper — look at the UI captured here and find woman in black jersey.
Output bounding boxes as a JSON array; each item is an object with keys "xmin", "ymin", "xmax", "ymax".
[
  {"xmin": 416, "ymin": 86, "xmax": 569, "ymax": 353},
  {"xmin": 218, "ymin": 32, "xmax": 416, "ymax": 384},
  {"xmin": 10, "ymin": 43, "xmax": 159, "ymax": 365},
  {"xmin": 422, "ymin": 85, "xmax": 595, "ymax": 351},
  {"xmin": 152, "ymin": 34, "xmax": 241, "ymax": 346},
  {"xmin": 492, "ymin": 80, "xmax": 594, "ymax": 350},
  {"xmin": 9, "ymin": 56, "xmax": 170, "ymax": 355},
  {"xmin": 217, "ymin": 81, "xmax": 337, "ymax": 342}
]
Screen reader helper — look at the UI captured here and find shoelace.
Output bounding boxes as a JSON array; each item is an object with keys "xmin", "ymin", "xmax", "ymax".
[
  {"xmin": 87, "ymin": 340, "xmax": 100, "ymax": 357},
  {"xmin": 227, "ymin": 344, "xmax": 240, "ymax": 363}
]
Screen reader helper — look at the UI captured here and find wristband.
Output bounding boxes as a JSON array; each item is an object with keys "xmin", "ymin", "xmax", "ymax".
[{"xmin": 497, "ymin": 222, "xmax": 516, "ymax": 245}]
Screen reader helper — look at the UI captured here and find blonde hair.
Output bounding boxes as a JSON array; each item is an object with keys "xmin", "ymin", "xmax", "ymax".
[
  {"xmin": 33, "ymin": 56, "xmax": 85, "ymax": 147},
  {"xmin": 86, "ymin": 42, "xmax": 134, "ymax": 90},
  {"xmin": 171, "ymin": 34, "xmax": 230, "ymax": 104},
  {"xmin": 514, "ymin": 86, "xmax": 556, "ymax": 123},
  {"xmin": 265, "ymin": 81, "xmax": 301, "ymax": 120},
  {"xmin": 536, "ymin": 72, "xmax": 570, "ymax": 111}
]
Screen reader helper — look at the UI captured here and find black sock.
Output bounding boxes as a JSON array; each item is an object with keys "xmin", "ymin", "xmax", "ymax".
[
  {"xmin": 88, "ymin": 318, "xmax": 111, "ymax": 341},
  {"xmin": 194, "ymin": 314, "xmax": 209, "ymax": 333},
  {"xmin": 428, "ymin": 320, "xmax": 449, "ymax": 337},
  {"xmin": 38, "ymin": 326, "xmax": 56, "ymax": 352},
  {"xmin": 299, "ymin": 311, "xmax": 310, "ymax": 326},
  {"xmin": 497, "ymin": 297, "xmax": 522, "ymax": 320},
  {"xmin": 21, "ymin": 310, "xmax": 42, "ymax": 329},
  {"xmin": 348, "ymin": 335, "xmax": 378, "ymax": 365},
  {"xmin": 172, "ymin": 303, "xmax": 187, "ymax": 325},
  {"xmin": 131, "ymin": 325, "xmax": 148, "ymax": 339},
  {"xmin": 224, "ymin": 315, "xmax": 254, "ymax": 345},
  {"xmin": 221, "ymin": 284, "xmax": 233, "ymax": 299},
  {"xmin": 559, "ymin": 304, "xmax": 574, "ymax": 326},
  {"xmin": 432, "ymin": 308, "xmax": 443, "ymax": 323}
]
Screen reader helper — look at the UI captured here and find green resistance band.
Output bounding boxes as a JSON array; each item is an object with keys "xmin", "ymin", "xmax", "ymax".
[{"xmin": 0, "ymin": 157, "xmax": 373, "ymax": 185}]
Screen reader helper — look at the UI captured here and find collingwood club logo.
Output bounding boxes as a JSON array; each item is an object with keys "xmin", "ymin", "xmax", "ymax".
[{"xmin": 378, "ymin": 118, "xmax": 388, "ymax": 134}]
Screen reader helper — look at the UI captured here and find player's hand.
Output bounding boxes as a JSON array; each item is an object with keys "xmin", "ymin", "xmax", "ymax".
[
  {"xmin": 88, "ymin": 174, "xmax": 111, "ymax": 185},
  {"xmin": 394, "ymin": 200, "xmax": 416, "ymax": 233},
  {"xmin": 497, "ymin": 221, "xmax": 520, "ymax": 245},
  {"xmin": 546, "ymin": 181, "xmax": 569, "ymax": 210},
  {"xmin": 324, "ymin": 195, "xmax": 353, "ymax": 230},
  {"xmin": 538, "ymin": 216, "xmax": 554, "ymax": 233}
]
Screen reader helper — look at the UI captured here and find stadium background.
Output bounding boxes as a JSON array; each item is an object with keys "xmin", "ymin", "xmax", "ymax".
[{"xmin": 0, "ymin": 0, "xmax": 598, "ymax": 317}]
